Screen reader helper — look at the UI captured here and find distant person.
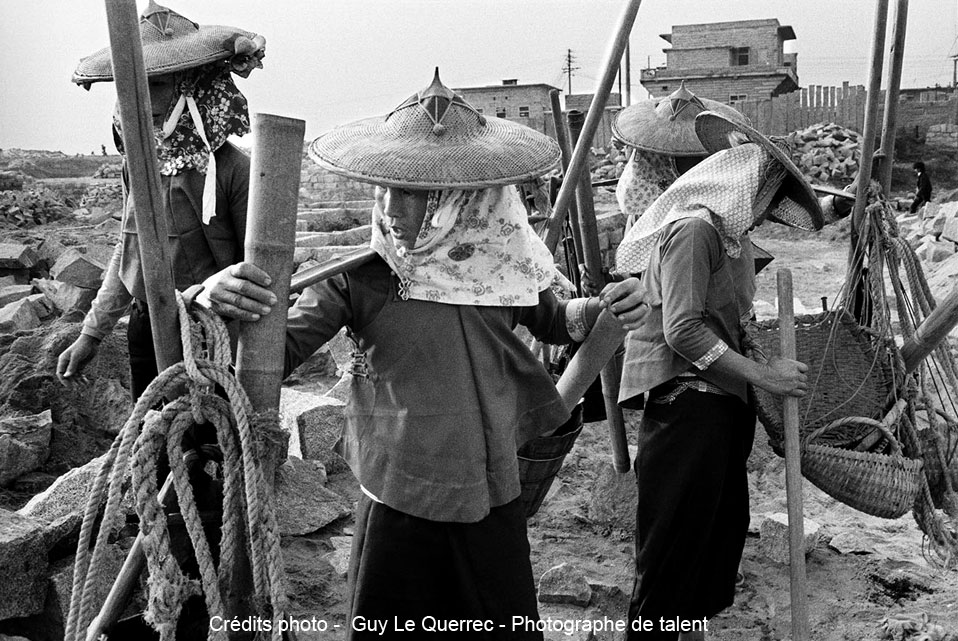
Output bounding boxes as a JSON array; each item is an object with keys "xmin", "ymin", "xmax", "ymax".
[
  {"xmin": 101, "ymin": 144, "xmax": 107, "ymax": 156},
  {"xmin": 910, "ymin": 160, "xmax": 933, "ymax": 213}
]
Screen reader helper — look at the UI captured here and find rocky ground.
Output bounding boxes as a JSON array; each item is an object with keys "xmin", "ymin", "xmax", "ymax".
[{"xmin": 1, "ymin": 147, "xmax": 958, "ymax": 641}]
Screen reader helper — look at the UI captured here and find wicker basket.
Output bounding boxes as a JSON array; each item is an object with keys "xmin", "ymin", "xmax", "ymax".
[
  {"xmin": 802, "ymin": 417, "xmax": 924, "ymax": 518},
  {"xmin": 746, "ymin": 311, "xmax": 902, "ymax": 454},
  {"xmin": 517, "ymin": 404, "xmax": 584, "ymax": 518}
]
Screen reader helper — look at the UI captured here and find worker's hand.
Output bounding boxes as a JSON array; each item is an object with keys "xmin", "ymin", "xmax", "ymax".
[
  {"xmin": 598, "ymin": 277, "xmax": 648, "ymax": 330},
  {"xmin": 759, "ymin": 356, "xmax": 808, "ymax": 397},
  {"xmin": 56, "ymin": 334, "xmax": 100, "ymax": 386},
  {"xmin": 197, "ymin": 262, "xmax": 276, "ymax": 321},
  {"xmin": 579, "ymin": 264, "xmax": 603, "ymax": 297}
]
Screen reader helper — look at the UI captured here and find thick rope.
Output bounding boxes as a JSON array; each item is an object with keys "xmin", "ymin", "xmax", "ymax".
[{"xmin": 65, "ymin": 293, "xmax": 289, "ymax": 641}]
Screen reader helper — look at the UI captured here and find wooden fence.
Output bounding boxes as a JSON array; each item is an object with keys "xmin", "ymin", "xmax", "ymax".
[{"xmin": 731, "ymin": 83, "xmax": 868, "ymax": 136}]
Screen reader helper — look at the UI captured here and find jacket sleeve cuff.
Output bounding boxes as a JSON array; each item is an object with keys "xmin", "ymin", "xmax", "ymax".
[
  {"xmin": 692, "ymin": 340, "xmax": 728, "ymax": 370},
  {"xmin": 565, "ymin": 297, "xmax": 591, "ymax": 342}
]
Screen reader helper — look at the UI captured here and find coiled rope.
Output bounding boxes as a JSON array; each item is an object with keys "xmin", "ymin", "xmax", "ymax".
[{"xmin": 65, "ymin": 293, "xmax": 288, "ymax": 641}]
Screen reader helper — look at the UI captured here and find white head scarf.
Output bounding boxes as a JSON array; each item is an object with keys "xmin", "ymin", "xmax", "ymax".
[
  {"xmin": 614, "ymin": 143, "xmax": 769, "ymax": 276},
  {"xmin": 615, "ymin": 148, "xmax": 679, "ymax": 230},
  {"xmin": 370, "ymin": 185, "xmax": 557, "ymax": 306}
]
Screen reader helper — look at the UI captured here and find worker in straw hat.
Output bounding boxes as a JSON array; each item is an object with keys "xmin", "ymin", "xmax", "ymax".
[
  {"xmin": 615, "ymin": 111, "xmax": 820, "ymax": 641},
  {"xmin": 57, "ymin": 1, "xmax": 265, "ymax": 400},
  {"xmin": 196, "ymin": 70, "xmax": 649, "ymax": 638}
]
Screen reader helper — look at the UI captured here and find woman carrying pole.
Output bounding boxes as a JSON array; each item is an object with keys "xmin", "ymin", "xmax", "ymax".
[
  {"xmin": 197, "ymin": 71, "xmax": 649, "ymax": 639},
  {"xmin": 614, "ymin": 112, "xmax": 822, "ymax": 640}
]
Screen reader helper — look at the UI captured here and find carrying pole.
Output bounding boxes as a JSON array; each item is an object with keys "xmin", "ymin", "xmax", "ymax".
[
  {"xmin": 848, "ymin": 0, "xmax": 890, "ymax": 322},
  {"xmin": 567, "ymin": 110, "xmax": 631, "ymax": 473},
  {"xmin": 878, "ymin": 0, "xmax": 909, "ymax": 193},
  {"xmin": 778, "ymin": 269, "xmax": 811, "ymax": 641},
  {"xmin": 83, "ymin": 2, "xmax": 181, "ymax": 638},
  {"xmin": 544, "ymin": 0, "xmax": 642, "ymax": 253},
  {"xmin": 548, "ymin": 89, "xmax": 585, "ymax": 268},
  {"xmin": 901, "ymin": 284, "xmax": 958, "ymax": 373}
]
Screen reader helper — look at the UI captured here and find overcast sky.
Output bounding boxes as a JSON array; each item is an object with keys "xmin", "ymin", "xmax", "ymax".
[{"xmin": 1, "ymin": 0, "xmax": 956, "ymax": 155}]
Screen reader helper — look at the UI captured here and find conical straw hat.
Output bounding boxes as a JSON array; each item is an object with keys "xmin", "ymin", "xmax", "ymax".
[
  {"xmin": 308, "ymin": 69, "xmax": 561, "ymax": 189},
  {"xmin": 612, "ymin": 82, "xmax": 748, "ymax": 156}
]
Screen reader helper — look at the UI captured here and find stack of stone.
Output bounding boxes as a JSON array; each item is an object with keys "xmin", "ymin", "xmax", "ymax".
[{"xmin": 785, "ymin": 122, "xmax": 862, "ymax": 184}]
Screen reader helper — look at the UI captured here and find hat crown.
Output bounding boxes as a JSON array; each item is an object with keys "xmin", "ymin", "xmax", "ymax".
[
  {"xmin": 142, "ymin": 1, "xmax": 198, "ymax": 40},
  {"xmin": 662, "ymin": 81, "xmax": 706, "ymax": 121},
  {"xmin": 388, "ymin": 68, "xmax": 485, "ymax": 138}
]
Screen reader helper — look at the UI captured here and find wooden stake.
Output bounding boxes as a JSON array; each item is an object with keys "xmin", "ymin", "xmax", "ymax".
[
  {"xmin": 544, "ymin": 0, "xmax": 643, "ymax": 253},
  {"xmin": 548, "ymin": 89, "xmax": 585, "ymax": 270},
  {"xmin": 778, "ymin": 269, "xmax": 811, "ymax": 641},
  {"xmin": 878, "ymin": 0, "xmax": 910, "ymax": 193}
]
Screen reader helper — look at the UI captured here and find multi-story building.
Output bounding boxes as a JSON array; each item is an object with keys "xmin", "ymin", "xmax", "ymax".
[
  {"xmin": 640, "ymin": 19, "xmax": 800, "ymax": 104},
  {"xmin": 454, "ymin": 79, "xmax": 561, "ymax": 135}
]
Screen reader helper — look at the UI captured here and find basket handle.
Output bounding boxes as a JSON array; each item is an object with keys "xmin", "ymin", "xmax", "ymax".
[{"xmin": 803, "ymin": 416, "xmax": 903, "ymax": 456}]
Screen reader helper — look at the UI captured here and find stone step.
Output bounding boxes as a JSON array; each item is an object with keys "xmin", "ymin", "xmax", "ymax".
[
  {"xmin": 297, "ymin": 208, "xmax": 371, "ymax": 233},
  {"xmin": 295, "ymin": 225, "xmax": 371, "ymax": 248},
  {"xmin": 294, "ymin": 244, "xmax": 371, "ymax": 267}
]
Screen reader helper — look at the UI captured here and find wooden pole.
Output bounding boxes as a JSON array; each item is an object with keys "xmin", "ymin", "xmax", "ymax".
[
  {"xmin": 901, "ymin": 284, "xmax": 958, "ymax": 373},
  {"xmin": 778, "ymin": 269, "xmax": 811, "ymax": 641},
  {"xmin": 83, "ymin": 1, "xmax": 181, "ymax": 637},
  {"xmin": 108, "ymin": 0, "xmax": 181, "ymax": 371},
  {"xmin": 567, "ymin": 110, "xmax": 631, "ymax": 473},
  {"xmin": 290, "ymin": 246, "xmax": 376, "ymax": 294},
  {"xmin": 878, "ymin": 0, "xmax": 909, "ymax": 193},
  {"xmin": 848, "ymin": 0, "xmax": 890, "ymax": 316},
  {"xmin": 549, "ymin": 89, "xmax": 585, "ymax": 267},
  {"xmin": 556, "ymin": 311, "xmax": 627, "ymax": 413},
  {"xmin": 544, "ymin": 0, "xmax": 642, "ymax": 253}
]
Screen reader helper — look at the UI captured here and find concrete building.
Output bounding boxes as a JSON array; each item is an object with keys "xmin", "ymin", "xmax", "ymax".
[
  {"xmin": 640, "ymin": 19, "xmax": 800, "ymax": 104},
  {"xmin": 454, "ymin": 79, "xmax": 561, "ymax": 135}
]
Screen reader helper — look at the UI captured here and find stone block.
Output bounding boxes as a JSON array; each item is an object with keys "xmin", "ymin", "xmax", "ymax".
[
  {"xmin": 757, "ymin": 512, "xmax": 821, "ymax": 564},
  {"xmin": 0, "ymin": 297, "xmax": 42, "ymax": 333},
  {"xmin": 280, "ymin": 388, "xmax": 347, "ymax": 471},
  {"xmin": 294, "ymin": 225, "xmax": 371, "ymax": 247},
  {"xmin": 0, "ymin": 244, "xmax": 39, "ymax": 270},
  {"xmin": 274, "ymin": 457, "xmax": 352, "ymax": 536},
  {"xmin": 292, "ymin": 245, "xmax": 365, "ymax": 269},
  {"xmin": 326, "ymin": 328, "xmax": 355, "ymax": 376},
  {"xmin": 0, "ymin": 284, "xmax": 34, "ymax": 307},
  {"xmin": 19, "ymin": 452, "xmax": 108, "ymax": 527},
  {"xmin": 30, "ymin": 278, "xmax": 98, "ymax": 315},
  {"xmin": 0, "ymin": 410, "xmax": 53, "ymax": 486},
  {"xmin": 324, "ymin": 374, "xmax": 351, "ymax": 403},
  {"xmin": 537, "ymin": 562, "xmax": 592, "ymax": 607},
  {"xmin": 49, "ymin": 248, "xmax": 104, "ymax": 289},
  {"xmin": 0, "ymin": 509, "xmax": 49, "ymax": 619},
  {"xmin": 26, "ymin": 293, "xmax": 54, "ymax": 319}
]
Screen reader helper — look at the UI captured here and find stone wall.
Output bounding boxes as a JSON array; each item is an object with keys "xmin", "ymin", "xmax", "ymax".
[
  {"xmin": 926, "ymin": 124, "xmax": 958, "ymax": 150},
  {"xmin": 299, "ymin": 151, "xmax": 375, "ymax": 206}
]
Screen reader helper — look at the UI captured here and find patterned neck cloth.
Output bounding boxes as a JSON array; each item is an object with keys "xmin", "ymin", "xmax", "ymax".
[
  {"xmin": 615, "ymin": 148, "xmax": 679, "ymax": 230},
  {"xmin": 113, "ymin": 63, "xmax": 251, "ymax": 223},
  {"xmin": 614, "ymin": 143, "xmax": 769, "ymax": 276},
  {"xmin": 370, "ymin": 186, "xmax": 557, "ymax": 306}
]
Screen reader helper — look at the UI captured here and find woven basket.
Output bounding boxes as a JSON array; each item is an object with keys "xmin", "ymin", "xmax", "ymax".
[
  {"xmin": 517, "ymin": 404, "xmax": 583, "ymax": 518},
  {"xmin": 802, "ymin": 417, "xmax": 924, "ymax": 518},
  {"xmin": 746, "ymin": 310, "xmax": 902, "ymax": 454}
]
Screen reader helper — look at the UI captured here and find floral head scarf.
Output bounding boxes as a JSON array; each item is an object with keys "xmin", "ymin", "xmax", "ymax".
[
  {"xmin": 113, "ymin": 62, "xmax": 253, "ymax": 223},
  {"xmin": 614, "ymin": 143, "xmax": 769, "ymax": 276},
  {"xmin": 370, "ymin": 186, "xmax": 557, "ymax": 306},
  {"xmin": 615, "ymin": 148, "xmax": 679, "ymax": 230}
]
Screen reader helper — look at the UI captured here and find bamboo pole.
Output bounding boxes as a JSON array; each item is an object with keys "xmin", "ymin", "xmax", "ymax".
[
  {"xmin": 544, "ymin": 0, "xmax": 642, "ymax": 253},
  {"xmin": 848, "ymin": 0, "xmax": 890, "ymax": 317},
  {"xmin": 290, "ymin": 246, "xmax": 377, "ymax": 294},
  {"xmin": 879, "ymin": 0, "xmax": 909, "ymax": 193},
  {"xmin": 556, "ymin": 311, "xmax": 628, "ymax": 413},
  {"xmin": 567, "ymin": 110, "xmax": 631, "ymax": 473},
  {"xmin": 778, "ymin": 269, "xmax": 811, "ymax": 641},
  {"xmin": 549, "ymin": 89, "xmax": 585, "ymax": 269},
  {"xmin": 901, "ymin": 284, "xmax": 958, "ymax": 373},
  {"xmin": 83, "ymin": 2, "xmax": 181, "ymax": 637}
]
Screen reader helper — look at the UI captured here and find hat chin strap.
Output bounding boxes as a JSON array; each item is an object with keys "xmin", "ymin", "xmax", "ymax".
[{"xmin": 161, "ymin": 93, "xmax": 218, "ymax": 225}]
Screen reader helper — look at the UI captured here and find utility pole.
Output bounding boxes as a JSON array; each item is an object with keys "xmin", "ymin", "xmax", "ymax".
[
  {"xmin": 624, "ymin": 39, "xmax": 631, "ymax": 106},
  {"xmin": 565, "ymin": 49, "xmax": 579, "ymax": 95}
]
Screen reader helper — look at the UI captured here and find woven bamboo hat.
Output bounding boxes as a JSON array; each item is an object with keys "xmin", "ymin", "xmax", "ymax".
[
  {"xmin": 611, "ymin": 82, "xmax": 748, "ymax": 157},
  {"xmin": 72, "ymin": 1, "xmax": 265, "ymax": 88},
  {"xmin": 695, "ymin": 111, "xmax": 824, "ymax": 231},
  {"xmin": 308, "ymin": 69, "xmax": 561, "ymax": 189}
]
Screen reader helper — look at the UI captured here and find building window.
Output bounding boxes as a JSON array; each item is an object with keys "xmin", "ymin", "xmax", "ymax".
[
  {"xmin": 660, "ymin": 85, "xmax": 669, "ymax": 92},
  {"xmin": 729, "ymin": 94, "xmax": 748, "ymax": 103},
  {"xmin": 496, "ymin": 108, "xmax": 507, "ymax": 118},
  {"xmin": 518, "ymin": 106, "xmax": 530, "ymax": 117},
  {"xmin": 730, "ymin": 47, "xmax": 749, "ymax": 66}
]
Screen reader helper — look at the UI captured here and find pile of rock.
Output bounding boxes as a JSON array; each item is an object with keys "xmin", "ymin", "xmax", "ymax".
[
  {"xmin": 0, "ymin": 171, "xmax": 24, "ymax": 192},
  {"xmin": 785, "ymin": 122, "xmax": 862, "ymax": 185},
  {"xmin": 78, "ymin": 183, "xmax": 123, "ymax": 220},
  {"xmin": 0, "ymin": 189, "xmax": 71, "ymax": 228},
  {"xmin": 590, "ymin": 145, "xmax": 629, "ymax": 182},
  {"xmin": 91, "ymin": 163, "xmax": 121, "ymax": 179}
]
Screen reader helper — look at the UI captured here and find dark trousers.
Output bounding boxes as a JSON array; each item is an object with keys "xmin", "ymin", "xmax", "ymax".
[
  {"xmin": 628, "ymin": 390, "xmax": 755, "ymax": 640},
  {"xmin": 347, "ymin": 495, "xmax": 543, "ymax": 640}
]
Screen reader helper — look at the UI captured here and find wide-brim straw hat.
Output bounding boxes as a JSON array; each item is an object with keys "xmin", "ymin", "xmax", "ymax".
[
  {"xmin": 72, "ymin": 1, "xmax": 263, "ymax": 87},
  {"xmin": 695, "ymin": 111, "xmax": 824, "ymax": 231},
  {"xmin": 612, "ymin": 82, "xmax": 749, "ymax": 157},
  {"xmin": 308, "ymin": 69, "xmax": 560, "ymax": 189}
]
